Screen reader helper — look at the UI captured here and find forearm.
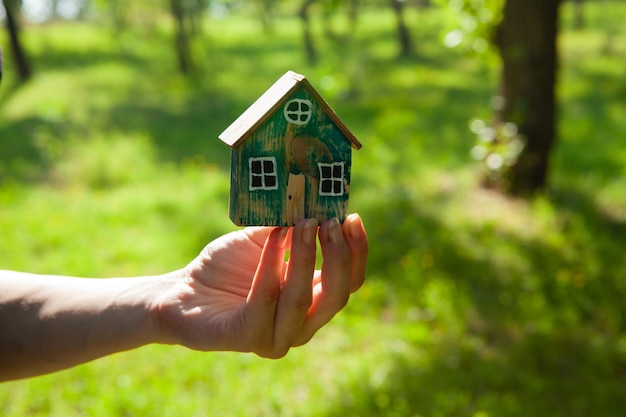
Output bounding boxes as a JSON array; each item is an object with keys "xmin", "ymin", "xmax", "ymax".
[{"xmin": 0, "ymin": 270, "xmax": 176, "ymax": 381}]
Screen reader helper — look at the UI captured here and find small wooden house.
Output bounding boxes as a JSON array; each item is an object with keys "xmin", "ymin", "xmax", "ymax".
[{"xmin": 219, "ymin": 71, "xmax": 362, "ymax": 226}]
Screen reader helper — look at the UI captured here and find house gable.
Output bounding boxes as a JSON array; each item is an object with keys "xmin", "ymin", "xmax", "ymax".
[
  {"xmin": 220, "ymin": 71, "xmax": 361, "ymax": 226},
  {"xmin": 219, "ymin": 71, "xmax": 362, "ymax": 151}
]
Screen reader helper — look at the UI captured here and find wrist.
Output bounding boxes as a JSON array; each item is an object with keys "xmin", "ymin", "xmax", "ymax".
[{"xmin": 144, "ymin": 269, "xmax": 188, "ymax": 346}]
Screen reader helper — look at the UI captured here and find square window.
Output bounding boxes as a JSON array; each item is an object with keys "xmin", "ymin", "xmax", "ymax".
[
  {"xmin": 249, "ymin": 157, "xmax": 279, "ymax": 191},
  {"xmin": 318, "ymin": 162, "xmax": 345, "ymax": 196}
]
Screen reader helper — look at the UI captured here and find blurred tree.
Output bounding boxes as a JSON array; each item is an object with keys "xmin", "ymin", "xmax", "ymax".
[
  {"xmin": 436, "ymin": 0, "xmax": 561, "ymax": 195},
  {"xmin": 170, "ymin": 0, "xmax": 193, "ymax": 73},
  {"xmin": 253, "ymin": 0, "xmax": 278, "ymax": 32},
  {"xmin": 389, "ymin": 0, "xmax": 413, "ymax": 57},
  {"xmin": 186, "ymin": 0, "xmax": 209, "ymax": 35},
  {"xmin": 320, "ymin": 0, "xmax": 359, "ymax": 42},
  {"xmin": 51, "ymin": 0, "xmax": 60, "ymax": 19},
  {"xmin": 297, "ymin": 0, "xmax": 361, "ymax": 64},
  {"xmin": 94, "ymin": 0, "xmax": 129, "ymax": 31},
  {"xmin": 494, "ymin": 0, "xmax": 562, "ymax": 195},
  {"xmin": 347, "ymin": 0, "xmax": 359, "ymax": 33},
  {"xmin": 572, "ymin": 0, "xmax": 585, "ymax": 29},
  {"xmin": 2, "ymin": 0, "xmax": 32, "ymax": 82},
  {"xmin": 169, "ymin": 0, "xmax": 207, "ymax": 74},
  {"xmin": 298, "ymin": 0, "xmax": 318, "ymax": 65},
  {"xmin": 93, "ymin": 0, "xmax": 205, "ymax": 74},
  {"xmin": 321, "ymin": 0, "xmax": 341, "ymax": 40}
]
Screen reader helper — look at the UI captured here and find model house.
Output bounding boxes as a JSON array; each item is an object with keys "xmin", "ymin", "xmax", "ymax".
[{"xmin": 219, "ymin": 71, "xmax": 362, "ymax": 226}]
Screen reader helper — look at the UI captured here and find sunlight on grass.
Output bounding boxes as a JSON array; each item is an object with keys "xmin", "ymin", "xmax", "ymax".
[
  {"xmin": 2, "ymin": 2, "xmax": 626, "ymax": 416},
  {"xmin": 51, "ymin": 133, "xmax": 159, "ymax": 188},
  {"xmin": 0, "ymin": 162, "xmax": 231, "ymax": 276}
]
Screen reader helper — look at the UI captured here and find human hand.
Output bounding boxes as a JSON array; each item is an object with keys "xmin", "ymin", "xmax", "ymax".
[{"xmin": 155, "ymin": 214, "xmax": 368, "ymax": 358}]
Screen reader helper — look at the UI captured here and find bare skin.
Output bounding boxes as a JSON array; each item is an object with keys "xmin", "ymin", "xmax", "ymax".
[{"xmin": 0, "ymin": 214, "xmax": 368, "ymax": 382}]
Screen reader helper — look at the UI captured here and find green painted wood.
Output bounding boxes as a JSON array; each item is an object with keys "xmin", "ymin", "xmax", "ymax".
[{"xmin": 228, "ymin": 84, "xmax": 354, "ymax": 226}]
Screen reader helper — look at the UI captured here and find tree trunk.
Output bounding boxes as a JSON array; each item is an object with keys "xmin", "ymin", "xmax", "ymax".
[
  {"xmin": 298, "ymin": 0, "xmax": 318, "ymax": 65},
  {"xmin": 2, "ymin": 0, "xmax": 33, "ymax": 82},
  {"xmin": 494, "ymin": 0, "xmax": 562, "ymax": 195},
  {"xmin": 255, "ymin": 0, "xmax": 276, "ymax": 33},
  {"xmin": 390, "ymin": 0, "xmax": 413, "ymax": 57},
  {"xmin": 169, "ymin": 0, "xmax": 194, "ymax": 74},
  {"xmin": 573, "ymin": 0, "xmax": 585, "ymax": 30},
  {"xmin": 0, "ymin": 46, "xmax": 4, "ymax": 86},
  {"xmin": 347, "ymin": 0, "xmax": 359, "ymax": 33}
]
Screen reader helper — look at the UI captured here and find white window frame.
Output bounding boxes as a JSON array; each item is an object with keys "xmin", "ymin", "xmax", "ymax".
[
  {"xmin": 284, "ymin": 99, "xmax": 313, "ymax": 125},
  {"xmin": 318, "ymin": 162, "xmax": 345, "ymax": 196},
  {"xmin": 249, "ymin": 157, "xmax": 279, "ymax": 191}
]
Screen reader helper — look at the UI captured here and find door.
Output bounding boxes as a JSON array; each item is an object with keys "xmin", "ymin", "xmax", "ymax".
[{"xmin": 286, "ymin": 173, "xmax": 305, "ymax": 225}]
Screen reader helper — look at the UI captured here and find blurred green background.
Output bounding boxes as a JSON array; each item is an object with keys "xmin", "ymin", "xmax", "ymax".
[{"xmin": 1, "ymin": 0, "xmax": 626, "ymax": 416}]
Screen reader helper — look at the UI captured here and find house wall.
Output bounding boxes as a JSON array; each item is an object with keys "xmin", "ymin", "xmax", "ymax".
[{"xmin": 229, "ymin": 85, "xmax": 353, "ymax": 226}]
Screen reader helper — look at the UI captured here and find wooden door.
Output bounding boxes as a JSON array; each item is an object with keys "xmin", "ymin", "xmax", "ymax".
[{"xmin": 286, "ymin": 173, "xmax": 305, "ymax": 225}]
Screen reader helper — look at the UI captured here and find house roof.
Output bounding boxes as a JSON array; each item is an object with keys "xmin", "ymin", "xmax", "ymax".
[{"xmin": 219, "ymin": 71, "xmax": 362, "ymax": 150}]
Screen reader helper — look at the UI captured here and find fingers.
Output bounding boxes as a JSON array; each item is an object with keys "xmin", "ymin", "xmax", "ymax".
[
  {"xmin": 293, "ymin": 217, "xmax": 355, "ymax": 346},
  {"xmin": 242, "ymin": 226, "xmax": 281, "ymax": 249},
  {"xmin": 318, "ymin": 217, "xmax": 353, "ymax": 309},
  {"xmin": 243, "ymin": 214, "xmax": 369, "ymax": 357},
  {"xmin": 271, "ymin": 218, "xmax": 318, "ymax": 356},
  {"xmin": 244, "ymin": 227, "xmax": 289, "ymax": 348},
  {"xmin": 342, "ymin": 213, "xmax": 369, "ymax": 292}
]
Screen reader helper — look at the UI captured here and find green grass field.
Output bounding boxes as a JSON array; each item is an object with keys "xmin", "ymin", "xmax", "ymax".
[{"xmin": 1, "ymin": 2, "xmax": 626, "ymax": 416}]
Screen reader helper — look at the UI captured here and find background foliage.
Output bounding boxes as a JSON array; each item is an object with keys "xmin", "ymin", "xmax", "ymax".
[{"xmin": 1, "ymin": 1, "xmax": 626, "ymax": 416}]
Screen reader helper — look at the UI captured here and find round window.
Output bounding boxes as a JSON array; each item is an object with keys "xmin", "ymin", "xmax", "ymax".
[{"xmin": 284, "ymin": 99, "xmax": 312, "ymax": 125}]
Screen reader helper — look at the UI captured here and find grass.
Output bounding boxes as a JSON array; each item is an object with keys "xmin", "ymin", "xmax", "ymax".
[{"xmin": 1, "ymin": 2, "xmax": 626, "ymax": 416}]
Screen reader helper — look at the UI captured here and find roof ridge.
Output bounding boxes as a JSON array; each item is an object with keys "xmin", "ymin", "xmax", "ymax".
[{"xmin": 219, "ymin": 71, "xmax": 362, "ymax": 150}]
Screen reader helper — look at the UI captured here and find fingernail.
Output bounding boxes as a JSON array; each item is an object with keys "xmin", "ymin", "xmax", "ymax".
[
  {"xmin": 277, "ymin": 227, "xmax": 289, "ymax": 248},
  {"xmin": 329, "ymin": 217, "xmax": 343, "ymax": 244},
  {"xmin": 347, "ymin": 213, "xmax": 365, "ymax": 239},
  {"xmin": 302, "ymin": 218, "xmax": 318, "ymax": 245}
]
